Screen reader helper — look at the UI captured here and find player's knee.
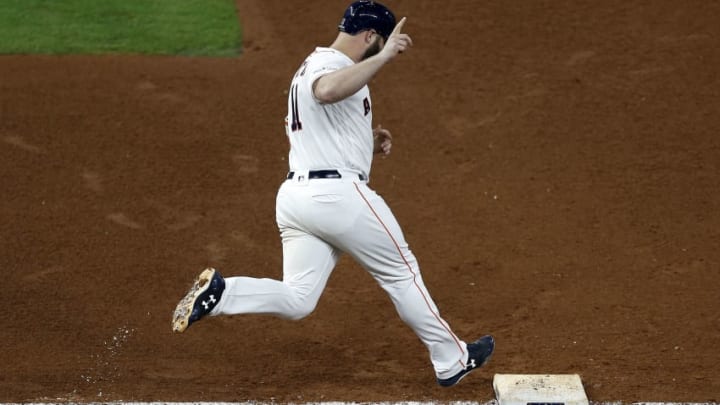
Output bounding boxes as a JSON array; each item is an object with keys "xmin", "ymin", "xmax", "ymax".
[
  {"xmin": 283, "ymin": 306, "xmax": 314, "ymax": 321},
  {"xmin": 282, "ymin": 298, "xmax": 317, "ymax": 321}
]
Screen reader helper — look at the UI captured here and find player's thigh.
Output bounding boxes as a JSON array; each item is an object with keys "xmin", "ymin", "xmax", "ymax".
[
  {"xmin": 280, "ymin": 226, "xmax": 341, "ymax": 297},
  {"xmin": 334, "ymin": 183, "xmax": 418, "ymax": 283}
]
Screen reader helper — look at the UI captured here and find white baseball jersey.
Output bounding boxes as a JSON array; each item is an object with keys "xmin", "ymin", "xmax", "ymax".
[{"xmin": 285, "ymin": 47, "xmax": 374, "ymax": 178}]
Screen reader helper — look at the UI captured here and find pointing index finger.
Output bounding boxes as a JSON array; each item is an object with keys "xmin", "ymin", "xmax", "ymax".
[{"xmin": 391, "ymin": 17, "xmax": 406, "ymax": 36}]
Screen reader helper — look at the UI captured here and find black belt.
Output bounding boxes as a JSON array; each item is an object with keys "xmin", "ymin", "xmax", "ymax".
[{"xmin": 287, "ymin": 170, "xmax": 366, "ymax": 181}]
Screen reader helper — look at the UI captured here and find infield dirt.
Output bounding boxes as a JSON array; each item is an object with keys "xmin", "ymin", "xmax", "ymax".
[{"xmin": 1, "ymin": 0, "xmax": 719, "ymax": 402}]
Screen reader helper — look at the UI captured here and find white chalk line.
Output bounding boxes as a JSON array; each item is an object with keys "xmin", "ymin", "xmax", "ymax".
[{"xmin": 0, "ymin": 400, "xmax": 720, "ymax": 405}]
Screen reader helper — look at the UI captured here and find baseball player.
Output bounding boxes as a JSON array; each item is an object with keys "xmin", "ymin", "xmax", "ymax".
[{"xmin": 172, "ymin": 0, "xmax": 494, "ymax": 387}]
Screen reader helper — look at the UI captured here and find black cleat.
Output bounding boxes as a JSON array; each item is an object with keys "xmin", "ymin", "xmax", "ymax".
[
  {"xmin": 437, "ymin": 335, "xmax": 495, "ymax": 387},
  {"xmin": 172, "ymin": 268, "xmax": 225, "ymax": 332}
]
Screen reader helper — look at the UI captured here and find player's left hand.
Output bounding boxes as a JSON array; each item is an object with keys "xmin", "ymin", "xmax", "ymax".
[
  {"xmin": 373, "ymin": 125, "xmax": 392, "ymax": 156},
  {"xmin": 379, "ymin": 17, "xmax": 412, "ymax": 61}
]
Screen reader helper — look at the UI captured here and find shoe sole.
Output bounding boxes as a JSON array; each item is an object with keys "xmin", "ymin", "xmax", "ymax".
[{"xmin": 172, "ymin": 268, "xmax": 216, "ymax": 333}]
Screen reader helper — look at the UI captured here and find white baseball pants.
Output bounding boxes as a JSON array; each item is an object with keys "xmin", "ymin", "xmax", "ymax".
[{"xmin": 211, "ymin": 170, "xmax": 469, "ymax": 379}]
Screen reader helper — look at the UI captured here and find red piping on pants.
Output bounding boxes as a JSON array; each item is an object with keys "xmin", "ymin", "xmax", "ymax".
[{"xmin": 353, "ymin": 182, "xmax": 466, "ymax": 370}]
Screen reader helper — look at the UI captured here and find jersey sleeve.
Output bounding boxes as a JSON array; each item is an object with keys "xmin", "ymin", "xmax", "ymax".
[{"xmin": 303, "ymin": 51, "xmax": 352, "ymax": 102}]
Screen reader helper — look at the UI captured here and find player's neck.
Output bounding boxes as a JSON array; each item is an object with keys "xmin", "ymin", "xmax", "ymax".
[{"xmin": 329, "ymin": 33, "xmax": 364, "ymax": 63}]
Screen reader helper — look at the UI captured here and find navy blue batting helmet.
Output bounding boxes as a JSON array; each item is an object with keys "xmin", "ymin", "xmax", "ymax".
[{"xmin": 338, "ymin": 1, "xmax": 397, "ymax": 41}]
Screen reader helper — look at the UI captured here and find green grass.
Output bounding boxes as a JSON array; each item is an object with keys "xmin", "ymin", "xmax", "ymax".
[{"xmin": 0, "ymin": 0, "xmax": 241, "ymax": 56}]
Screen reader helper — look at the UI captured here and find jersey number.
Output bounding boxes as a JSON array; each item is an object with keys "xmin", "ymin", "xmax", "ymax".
[
  {"xmin": 290, "ymin": 83, "xmax": 302, "ymax": 131},
  {"xmin": 289, "ymin": 62, "xmax": 308, "ymax": 132}
]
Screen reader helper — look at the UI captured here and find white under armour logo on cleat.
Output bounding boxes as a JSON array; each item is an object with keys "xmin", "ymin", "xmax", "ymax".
[
  {"xmin": 202, "ymin": 294, "xmax": 217, "ymax": 310},
  {"xmin": 468, "ymin": 359, "xmax": 477, "ymax": 369}
]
